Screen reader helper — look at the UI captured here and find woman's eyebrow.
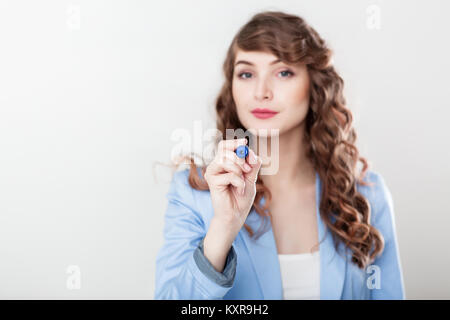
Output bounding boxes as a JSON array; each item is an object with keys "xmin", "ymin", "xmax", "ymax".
[{"xmin": 234, "ymin": 58, "xmax": 282, "ymax": 67}]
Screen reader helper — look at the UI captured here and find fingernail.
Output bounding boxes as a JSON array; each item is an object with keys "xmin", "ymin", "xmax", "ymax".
[{"xmin": 244, "ymin": 163, "xmax": 251, "ymax": 171}]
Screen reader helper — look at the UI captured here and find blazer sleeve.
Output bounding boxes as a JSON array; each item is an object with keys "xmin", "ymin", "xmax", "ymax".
[
  {"xmin": 154, "ymin": 169, "xmax": 237, "ymax": 299},
  {"xmin": 193, "ymin": 237, "xmax": 237, "ymax": 287},
  {"xmin": 368, "ymin": 172, "xmax": 406, "ymax": 299}
]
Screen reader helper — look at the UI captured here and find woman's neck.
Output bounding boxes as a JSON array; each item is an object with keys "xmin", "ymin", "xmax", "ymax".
[{"xmin": 254, "ymin": 124, "xmax": 316, "ymax": 193}]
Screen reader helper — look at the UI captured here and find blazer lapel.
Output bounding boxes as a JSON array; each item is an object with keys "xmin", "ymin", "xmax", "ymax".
[
  {"xmin": 315, "ymin": 171, "xmax": 347, "ymax": 299},
  {"xmin": 239, "ymin": 204, "xmax": 283, "ymax": 299},
  {"xmin": 239, "ymin": 171, "xmax": 346, "ymax": 300}
]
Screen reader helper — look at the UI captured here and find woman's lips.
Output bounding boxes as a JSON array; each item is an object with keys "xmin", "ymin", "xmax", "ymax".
[{"xmin": 251, "ymin": 108, "xmax": 279, "ymax": 119}]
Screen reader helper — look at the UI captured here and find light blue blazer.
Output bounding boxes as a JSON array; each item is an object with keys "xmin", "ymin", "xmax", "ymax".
[{"xmin": 155, "ymin": 168, "xmax": 405, "ymax": 299}]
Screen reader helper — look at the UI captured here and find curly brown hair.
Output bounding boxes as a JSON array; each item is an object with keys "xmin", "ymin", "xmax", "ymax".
[{"xmin": 170, "ymin": 10, "xmax": 384, "ymax": 269}]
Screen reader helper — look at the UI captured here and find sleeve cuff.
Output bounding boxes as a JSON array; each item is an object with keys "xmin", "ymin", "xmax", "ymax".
[{"xmin": 193, "ymin": 237, "xmax": 237, "ymax": 287}]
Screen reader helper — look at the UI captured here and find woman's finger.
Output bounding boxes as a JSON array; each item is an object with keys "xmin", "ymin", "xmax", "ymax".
[
  {"xmin": 222, "ymin": 149, "xmax": 250, "ymax": 173},
  {"xmin": 217, "ymin": 138, "xmax": 247, "ymax": 155},
  {"xmin": 209, "ymin": 172, "xmax": 245, "ymax": 194}
]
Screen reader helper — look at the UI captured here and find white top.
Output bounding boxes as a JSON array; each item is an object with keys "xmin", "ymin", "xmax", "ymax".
[{"xmin": 278, "ymin": 250, "xmax": 320, "ymax": 300}]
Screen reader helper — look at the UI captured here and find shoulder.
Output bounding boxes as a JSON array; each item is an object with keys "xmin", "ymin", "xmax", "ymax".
[
  {"xmin": 162, "ymin": 167, "xmax": 210, "ymax": 231},
  {"xmin": 169, "ymin": 168, "xmax": 192, "ymax": 189},
  {"xmin": 167, "ymin": 168, "xmax": 191, "ymax": 197},
  {"xmin": 167, "ymin": 167, "xmax": 201, "ymax": 201},
  {"xmin": 168, "ymin": 166, "xmax": 205, "ymax": 194},
  {"xmin": 166, "ymin": 166, "xmax": 210, "ymax": 215}
]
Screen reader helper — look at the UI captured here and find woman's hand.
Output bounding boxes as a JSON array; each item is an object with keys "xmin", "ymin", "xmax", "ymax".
[{"xmin": 204, "ymin": 138, "xmax": 262, "ymax": 233}]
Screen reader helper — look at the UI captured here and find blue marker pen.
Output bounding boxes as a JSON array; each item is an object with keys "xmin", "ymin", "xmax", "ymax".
[{"xmin": 235, "ymin": 145, "xmax": 249, "ymax": 159}]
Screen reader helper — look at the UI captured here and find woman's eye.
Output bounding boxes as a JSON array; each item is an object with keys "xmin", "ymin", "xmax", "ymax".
[
  {"xmin": 237, "ymin": 70, "xmax": 294, "ymax": 79},
  {"xmin": 238, "ymin": 72, "xmax": 252, "ymax": 79},
  {"xmin": 279, "ymin": 70, "xmax": 294, "ymax": 78}
]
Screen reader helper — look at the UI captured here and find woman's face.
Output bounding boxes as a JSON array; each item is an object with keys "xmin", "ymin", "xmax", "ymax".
[{"xmin": 232, "ymin": 49, "xmax": 311, "ymax": 137}]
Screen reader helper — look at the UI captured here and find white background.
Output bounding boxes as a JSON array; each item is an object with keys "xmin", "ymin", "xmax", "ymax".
[{"xmin": 0, "ymin": 0, "xmax": 449, "ymax": 299}]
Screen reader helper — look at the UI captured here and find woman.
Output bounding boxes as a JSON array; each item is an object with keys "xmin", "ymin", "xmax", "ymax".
[{"xmin": 154, "ymin": 10, "xmax": 405, "ymax": 300}]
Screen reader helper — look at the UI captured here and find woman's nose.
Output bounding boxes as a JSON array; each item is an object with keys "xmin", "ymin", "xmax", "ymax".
[{"xmin": 254, "ymin": 78, "xmax": 273, "ymax": 101}]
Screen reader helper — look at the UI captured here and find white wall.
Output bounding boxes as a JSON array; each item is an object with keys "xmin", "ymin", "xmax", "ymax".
[{"xmin": 0, "ymin": 0, "xmax": 449, "ymax": 299}]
